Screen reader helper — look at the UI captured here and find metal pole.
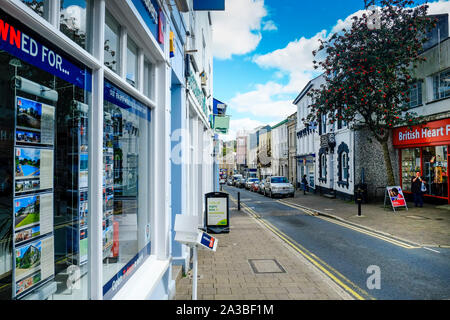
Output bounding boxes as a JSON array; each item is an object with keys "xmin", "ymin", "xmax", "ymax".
[
  {"xmin": 238, "ymin": 192, "xmax": 241, "ymax": 211},
  {"xmin": 192, "ymin": 245, "xmax": 198, "ymax": 300}
]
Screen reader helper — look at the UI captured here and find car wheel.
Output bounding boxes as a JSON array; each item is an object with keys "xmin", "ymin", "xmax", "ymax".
[{"xmin": 270, "ymin": 190, "xmax": 273, "ymax": 198}]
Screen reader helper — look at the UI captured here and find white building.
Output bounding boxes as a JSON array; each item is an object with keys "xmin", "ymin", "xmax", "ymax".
[
  {"xmin": 294, "ymin": 74, "xmax": 355, "ymax": 199},
  {"xmin": 271, "ymin": 119, "xmax": 288, "ymax": 177}
]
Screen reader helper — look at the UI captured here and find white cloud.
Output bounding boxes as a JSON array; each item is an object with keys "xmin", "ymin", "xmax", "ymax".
[
  {"xmin": 211, "ymin": 0, "xmax": 267, "ymax": 59},
  {"xmin": 262, "ymin": 20, "xmax": 278, "ymax": 31}
]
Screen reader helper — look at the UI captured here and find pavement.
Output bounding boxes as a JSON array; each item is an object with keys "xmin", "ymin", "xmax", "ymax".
[
  {"xmin": 282, "ymin": 190, "xmax": 450, "ymax": 248},
  {"xmin": 174, "ymin": 203, "xmax": 353, "ymax": 300}
]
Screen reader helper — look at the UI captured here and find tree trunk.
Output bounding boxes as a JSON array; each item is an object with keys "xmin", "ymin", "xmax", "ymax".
[{"xmin": 381, "ymin": 139, "xmax": 396, "ymax": 186}]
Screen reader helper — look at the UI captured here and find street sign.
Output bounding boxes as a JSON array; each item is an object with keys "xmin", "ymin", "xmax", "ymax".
[
  {"xmin": 197, "ymin": 232, "xmax": 218, "ymax": 252},
  {"xmin": 205, "ymin": 192, "xmax": 230, "ymax": 234}
]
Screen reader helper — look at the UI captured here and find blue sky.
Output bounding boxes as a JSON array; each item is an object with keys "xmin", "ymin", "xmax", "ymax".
[{"xmin": 211, "ymin": 0, "xmax": 449, "ymax": 140}]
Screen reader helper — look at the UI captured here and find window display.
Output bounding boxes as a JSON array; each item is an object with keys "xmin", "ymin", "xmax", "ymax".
[
  {"xmin": 422, "ymin": 146, "xmax": 448, "ymax": 198},
  {"xmin": 401, "ymin": 148, "xmax": 421, "ymax": 192},
  {"xmin": 102, "ymin": 80, "xmax": 151, "ymax": 299},
  {"xmin": 0, "ymin": 10, "xmax": 91, "ymax": 300}
]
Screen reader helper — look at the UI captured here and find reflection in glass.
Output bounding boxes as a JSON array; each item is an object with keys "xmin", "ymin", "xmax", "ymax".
[
  {"xmin": 20, "ymin": 0, "xmax": 49, "ymax": 20},
  {"xmin": 126, "ymin": 37, "xmax": 138, "ymax": 87},
  {"xmin": 104, "ymin": 11, "xmax": 120, "ymax": 74},
  {"xmin": 60, "ymin": 0, "xmax": 92, "ymax": 51}
]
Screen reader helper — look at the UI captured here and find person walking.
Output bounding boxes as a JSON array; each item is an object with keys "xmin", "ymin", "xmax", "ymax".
[
  {"xmin": 301, "ymin": 175, "xmax": 308, "ymax": 195},
  {"xmin": 411, "ymin": 171, "xmax": 426, "ymax": 207}
]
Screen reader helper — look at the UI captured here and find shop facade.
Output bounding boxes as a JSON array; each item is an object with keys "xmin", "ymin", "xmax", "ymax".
[
  {"xmin": 0, "ymin": 0, "xmax": 176, "ymax": 300},
  {"xmin": 393, "ymin": 118, "xmax": 450, "ymax": 204}
]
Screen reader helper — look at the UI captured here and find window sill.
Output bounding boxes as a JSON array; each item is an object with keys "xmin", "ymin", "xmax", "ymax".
[
  {"xmin": 112, "ymin": 255, "xmax": 170, "ymax": 300},
  {"xmin": 426, "ymin": 96, "xmax": 450, "ymax": 106},
  {"xmin": 337, "ymin": 181, "xmax": 349, "ymax": 188}
]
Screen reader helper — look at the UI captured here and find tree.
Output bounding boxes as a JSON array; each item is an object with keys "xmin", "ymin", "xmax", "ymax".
[{"xmin": 306, "ymin": 0, "xmax": 436, "ymax": 186}]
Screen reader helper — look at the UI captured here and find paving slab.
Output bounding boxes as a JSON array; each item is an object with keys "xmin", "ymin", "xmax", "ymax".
[{"xmin": 175, "ymin": 208, "xmax": 352, "ymax": 300}]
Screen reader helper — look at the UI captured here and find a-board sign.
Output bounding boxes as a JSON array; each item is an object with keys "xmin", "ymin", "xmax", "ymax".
[
  {"xmin": 385, "ymin": 186, "xmax": 408, "ymax": 212},
  {"xmin": 205, "ymin": 192, "xmax": 229, "ymax": 234}
]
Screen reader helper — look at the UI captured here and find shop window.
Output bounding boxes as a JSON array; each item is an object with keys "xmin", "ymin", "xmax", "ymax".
[
  {"xmin": 102, "ymin": 81, "xmax": 152, "ymax": 299},
  {"xmin": 405, "ymin": 82, "xmax": 422, "ymax": 108},
  {"xmin": 0, "ymin": 10, "xmax": 91, "ymax": 300},
  {"xmin": 433, "ymin": 69, "xmax": 450, "ymax": 101},
  {"xmin": 60, "ymin": 0, "xmax": 92, "ymax": 52},
  {"xmin": 401, "ymin": 148, "xmax": 421, "ymax": 192},
  {"xmin": 20, "ymin": 0, "xmax": 50, "ymax": 21},
  {"xmin": 422, "ymin": 146, "xmax": 448, "ymax": 198},
  {"xmin": 126, "ymin": 37, "xmax": 138, "ymax": 87},
  {"xmin": 104, "ymin": 10, "xmax": 121, "ymax": 74}
]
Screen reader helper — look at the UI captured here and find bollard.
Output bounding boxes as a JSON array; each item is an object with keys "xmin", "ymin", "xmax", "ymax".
[
  {"xmin": 238, "ymin": 192, "xmax": 241, "ymax": 211},
  {"xmin": 357, "ymin": 188, "xmax": 362, "ymax": 216}
]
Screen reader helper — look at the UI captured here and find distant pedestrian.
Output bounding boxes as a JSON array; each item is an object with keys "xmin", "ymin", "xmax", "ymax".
[
  {"xmin": 301, "ymin": 175, "xmax": 308, "ymax": 195},
  {"xmin": 411, "ymin": 171, "xmax": 426, "ymax": 208}
]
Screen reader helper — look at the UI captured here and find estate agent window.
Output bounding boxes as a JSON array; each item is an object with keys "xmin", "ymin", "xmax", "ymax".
[
  {"xmin": 102, "ymin": 80, "xmax": 152, "ymax": 299},
  {"xmin": 0, "ymin": 10, "xmax": 92, "ymax": 300}
]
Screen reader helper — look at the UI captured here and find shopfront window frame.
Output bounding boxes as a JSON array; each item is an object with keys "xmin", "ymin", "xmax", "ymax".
[{"xmin": 399, "ymin": 145, "xmax": 450, "ymax": 202}]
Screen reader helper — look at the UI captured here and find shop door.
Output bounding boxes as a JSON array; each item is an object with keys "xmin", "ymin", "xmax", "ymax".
[{"xmin": 422, "ymin": 146, "xmax": 448, "ymax": 199}]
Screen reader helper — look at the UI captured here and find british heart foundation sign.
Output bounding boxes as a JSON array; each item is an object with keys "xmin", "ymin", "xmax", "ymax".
[{"xmin": 393, "ymin": 118, "xmax": 450, "ymax": 147}]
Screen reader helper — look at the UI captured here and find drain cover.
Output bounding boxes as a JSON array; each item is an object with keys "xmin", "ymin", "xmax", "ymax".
[
  {"xmin": 405, "ymin": 215, "xmax": 430, "ymax": 220},
  {"xmin": 248, "ymin": 259, "xmax": 286, "ymax": 274}
]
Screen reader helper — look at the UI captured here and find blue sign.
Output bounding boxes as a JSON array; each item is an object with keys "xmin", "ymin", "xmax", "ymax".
[
  {"xmin": 131, "ymin": 0, "xmax": 164, "ymax": 50},
  {"xmin": 199, "ymin": 232, "xmax": 217, "ymax": 250},
  {"xmin": 0, "ymin": 11, "xmax": 91, "ymax": 91},
  {"xmin": 193, "ymin": 0, "xmax": 225, "ymax": 10},
  {"xmin": 104, "ymin": 80, "xmax": 151, "ymax": 121},
  {"xmin": 103, "ymin": 242, "xmax": 151, "ymax": 299}
]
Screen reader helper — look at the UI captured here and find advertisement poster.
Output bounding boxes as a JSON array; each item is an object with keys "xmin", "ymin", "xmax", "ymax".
[
  {"xmin": 15, "ymin": 147, "xmax": 54, "ymax": 193},
  {"xmin": 387, "ymin": 186, "xmax": 407, "ymax": 208},
  {"xmin": 207, "ymin": 197, "xmax": 228, "ymax": 226},
  {"xmin": 16, "ymin": 96, "xmax": 55, "ymax": 146},
  {"xmin": 15, "ymin": 235, "xmax": 55, "ymax": 297},
  {"xmin": 14, "ymin": 193, "xmax": 54, "ymax": 244}
]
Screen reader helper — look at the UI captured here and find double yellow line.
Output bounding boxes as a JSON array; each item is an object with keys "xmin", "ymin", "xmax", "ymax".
[
  {"xmin": 278, "ymin": 199, "xmax": 420, "ymax": 250},
  {"xmin": 229, "ymin": 195, "xmax": 374, "ymax": 300}
]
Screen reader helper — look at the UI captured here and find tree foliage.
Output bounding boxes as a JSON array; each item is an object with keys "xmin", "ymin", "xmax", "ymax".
[{"xmin": 306, "ymin": 0, "xmax": 437, "ymax": 184}]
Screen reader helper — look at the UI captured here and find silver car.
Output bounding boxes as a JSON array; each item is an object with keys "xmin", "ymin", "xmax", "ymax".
[{"xmin": 264, "ymin": 176, "xmax": 295, "ymax": 198}]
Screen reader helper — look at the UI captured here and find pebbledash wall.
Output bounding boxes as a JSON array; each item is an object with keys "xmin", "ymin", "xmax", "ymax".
[{"xmin": 0, "ymin": 0, "xmax": 215, "ymax": 300}]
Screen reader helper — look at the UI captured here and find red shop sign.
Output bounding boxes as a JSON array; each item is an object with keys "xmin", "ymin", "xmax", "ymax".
[{"xmin": 393, "ymin": 118, "xmax": 450, "ymax": 147}]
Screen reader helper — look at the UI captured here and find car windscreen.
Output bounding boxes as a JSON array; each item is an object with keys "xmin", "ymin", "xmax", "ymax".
[{"xmin": 271, "ymin": 177, "xmax": 288, "ymax": 183}]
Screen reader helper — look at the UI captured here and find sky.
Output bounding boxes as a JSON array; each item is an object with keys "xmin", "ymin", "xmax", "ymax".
[{"xmin": 211, "ymin": 0, "xmax": 450, "ymax": 141}]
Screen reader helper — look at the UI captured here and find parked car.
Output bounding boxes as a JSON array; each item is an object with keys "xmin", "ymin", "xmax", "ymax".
[
  {"xmin": 264, "ymin": 176, "xmax": 295, "ymax": 198},
  {"xmin": 245, "ymin": 178, "xmax": 259, "ymax": 190},
  {"xmin": 227, "ymin": 177, "xmax": 233, "ymax": 186},
  {"xmin": 237, "ymin": 178, "xmax": 246, "ymax": 188},
  {"xmin": 232, "ymin": 174, "xmax": 243, "ymax": 186},
  {"xmin": 250, "ymin": 180, "xmax": 260, "ymax": 192},
  {"xmin": 258, "ymin": 180, "xmax": 266, "ymax": 194}
]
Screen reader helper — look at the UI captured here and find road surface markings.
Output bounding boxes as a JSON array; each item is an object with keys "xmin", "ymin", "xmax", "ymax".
[
  {"xmin": 423, "ymin": 247, "xmax": 441, "ymax": 253},
  {"xmin": 228, "ymin": 194, "xmax": 373, "ymax": 300},
  {"xmin": 277, "ymin": 200, "xmax": 420, "ymax": 249}
]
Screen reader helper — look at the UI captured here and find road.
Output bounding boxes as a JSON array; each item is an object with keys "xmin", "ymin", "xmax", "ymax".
[{"xmin": 223, "ymin": 185, "xmax": 450, "ymax": 300}]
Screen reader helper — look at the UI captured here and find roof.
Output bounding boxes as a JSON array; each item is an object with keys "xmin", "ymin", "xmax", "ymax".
[{"xmin": 271, "ymin": 119, "xmax": 288, "ymax": 129}]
